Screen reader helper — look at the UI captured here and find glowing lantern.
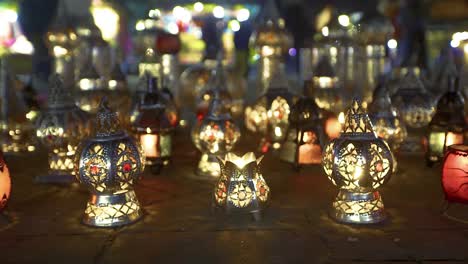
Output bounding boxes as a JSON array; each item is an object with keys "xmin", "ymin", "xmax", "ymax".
[
  {"xmin": 307, "ymin": 56, "xmax": 343, "ymax": 112},
  {"xmin": 74, "ymin": 98, "xmax": 145, "ymax": 227},
  {"xmin": 280, "ymin": 96, "xmax": 327, "ymax": 168},
  {"xmin": 244, "ymin": 75, "xmax": 298, "ymax": 153},
  {"xmin": 322, "ymin": 99, "xmax": 394, "ymax": 224},
  {"xmin": 442, "ymin": 145, "xmax": 468, "ymax": 204},
  {"xmin": 0, "ymin": 151, "xmax": 11, "ymax": 211},
  {"xmin": 192, "ymin": 95, "xmax": 240, "ymax": 178},
  {"xmin": 214, "ymin": 152, "xmax": 269, "ymax": 219},
  {"xmin": 426, "ymin": 77, "xmax": 466, "ymax": 165},
  {"xmin": 36, "ymin": 74, "xmax": 88, "ymax": 183}
]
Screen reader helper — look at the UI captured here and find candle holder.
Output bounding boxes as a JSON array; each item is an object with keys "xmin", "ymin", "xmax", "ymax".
[
  {"xmin": 426, "ymin": 76, "xmax": 466, "ymax": 166},
  {"xmin": 74, "ymin": 98, "xmax": 145, "ymax": 227},
  {"xmin": 214, "ymin": 152, "xmax": 269, "ymax": 220},
  {"xmin": 36, "ymin": 74, "xmax": 88, "ymax": 183},
  {"xmin": 322, "ymin": 99, "xmax": 394, "ymax": 224},
  {"xmin": 192, "ymin": 95, "xmax": 240, "ymax": 178}
]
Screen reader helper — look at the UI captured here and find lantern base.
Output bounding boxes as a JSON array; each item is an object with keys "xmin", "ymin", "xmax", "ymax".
[
  {"xmin": 330, "ymin": 189, "xmax": 387, "ymax": 224},
  {"xmin": 35, "ymin": 173, "xmax": 75, "ymax": 184},
  {"xmin": 196, "ymin": 153, "xmax": 221, "ymax": 179},
  {"xmin": 82, "ymin": 190, "xmax": 142, "ymax": 227}
]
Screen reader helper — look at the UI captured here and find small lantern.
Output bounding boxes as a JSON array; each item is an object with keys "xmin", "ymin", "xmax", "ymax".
[
  {"xmin": 214, "ymin": 152, "xmax": 270, "ymax": 219},
  {"xmin": 280, "ymin": 96, "xmax": 327, "ymax": 168},
  {"xmin": 368, "ymin": 87, "xmax": 407, "ymax": 152},
  {"xmin": 244, "ymin": 75, "xmax": 298, "ymax": 153},
  {"xmin": 36, "ymin": 74, "xmax": 88, "ymax": 183},
  {"xmin": 442, "ymin": 144, "xmax": 468, "ymax": 204},
  {"xmin": 192, "ymin": 96, "xmax": 240, "ymax": 178},
  {"xmin": 308, "ymin": 56, "xmax": 343, "ymax": 112},
  {"xmin": 0, "ymin": 151, "xmax": 11, "ymax": 211},
  {"xmin": 133, "ymin": 92, "xmax": 174, "ymax": 171},
  {"xmin": 74, "ymin": 98, "xmax": 145, "ymax": 227},
  {"xmin": 426, "ymin": 77, "xmax": 466, "ymax": 165},
  {"xmin": 76, "ymin": 64, "xmax": 102, "ymax": 113},
  {"xmin": 322, "ymin": 99, "xmax": 394, "ymax": 224}
]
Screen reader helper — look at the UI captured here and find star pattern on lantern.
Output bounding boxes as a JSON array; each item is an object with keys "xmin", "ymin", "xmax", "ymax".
[
  {"xmin": 337, "ymin": 143, "xmax": 366, "ymax": 188},
  {"xmin": 322, "ymin": 142, "xmax": 335, "ymax": 181},
  {"xmin": 84, "ymin": 144, "xmax": 109, "ymax": 192},
  {"xmin": 229, "ymin": 182, "xmax": 254, "ymax": 208},
  {"xmin": 116, "ymin": 143, "xmax": 139, "ymax": 190},
  {"xmin": 369, "ymin": 144, "xmax": 391, "ymax": 188}
]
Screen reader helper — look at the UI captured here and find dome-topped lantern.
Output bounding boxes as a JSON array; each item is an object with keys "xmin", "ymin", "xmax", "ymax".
[
  {"xmin": 322, "ymin": 99, "xmax": 394, "ymax": 224},
  {"xmin": 250, "ymin": 0, "xmax": 292, "ymax": 94},
  {"xmin": 36, "ymin": 74, "xmax": 88, "ymax": 183},
  {"xmin": 74, "ymin": 98, "xmax": 145, "ymax": 227}
]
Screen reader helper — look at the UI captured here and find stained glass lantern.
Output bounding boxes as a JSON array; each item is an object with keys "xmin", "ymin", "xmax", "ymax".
[
  {"xmin": 36, "ymin": 74, "xmax": 88, "ymax": 183},
  {"xmin": 192, "ymin": 96, "xmax": 241, "ymax": 178},
  {"xmin": 280, "ymin": 96, "xmax": 327, "ymax": 168},
  {"xmin": 391, "ymin": 68, "xmax": 435, "ymax": 128},
  {"xmin": 322, "ymin": 99, "xmax": 394, "ymax": 224},
  {"xmin": 250, "ymin": 0, "xmax": 292, "ymax": 94},
  {"xmin": 426, "ymin": 77, "xmax": 466, "ymax": 165},
  {"xmin": 0, "ymin": 151, "xmax": 11, "ymax": 211},
  {"xmin": 214, "ymin": 152, "xmax": 270, "ymax": 220},
  {"xmin": 307, "ymin": 56, "xmax": 343, "ymax": 112},
  {"xmin": 244, "ymin": 76, "xmax": 298, "ymax": 153},
  {"xmin": 368, "ymin": 87, "xmax": 407, "ymax": 152},
  {"xmin": 442, "ymin": 145, "xmax": 468, "ymax": 204},
  {"xmin": 133, "ymin": 88, "xmax": 174, "ymax": 172},
  {"xmin": 74, "ymin": 99, "xmax": 145, "ymax": 227}
]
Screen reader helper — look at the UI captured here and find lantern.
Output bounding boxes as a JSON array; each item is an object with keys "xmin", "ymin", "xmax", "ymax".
[
  {"xmin": 322, "ymin": 99, "xmax": 394, "ymax": 224},
  {"xmin": 280, "ymin": 96, "xmax": 327, "ymax": 168},
  {"xmin": 426, "ymin": 77, "xmax": 466, "ymax": 165},
  {"xmin": 36, "ymin": 74, "xmax": 88, "ymax": 183},
  {"xmin": 108, "ymin": 63, "xmax": 127, "ymax": 91},
  {"xmin": 250, "ymin": 0, "xmax": 292, "ymax": 93},
  {"xmin": 307, "ymin": 56, "xmax": 343, "ymax": 112},
  {"xmin": 74, "ymin": 99, "xmax": 145, "ymax": 227},
  {"xmin": 214, "ymin": 152, "xmax": 270, "ymax": 219},
  {"xmin": 0, "ymin": 151, "xmax": 11, "ymax": 211},
  {"xmin": 442, "ymin": 144, "xmax": 468, "ymax": 204},
  {"xmin": 192, "ymin": 96, "xmax": 240, "ymax": 178},
  {"xmin": 132, "ymin": 89, "xmax": 174, "ymax": 172},
  {"xmin": 244, "ymin": 75, "xmax": 298, "ymax": 153},
  {"xmin": 390, "ymin": 68, "xmax": 435, "ymax": 128},
  {"xmin": 368, "ymin": 86, "xmax": 407, "ymax": 152}
]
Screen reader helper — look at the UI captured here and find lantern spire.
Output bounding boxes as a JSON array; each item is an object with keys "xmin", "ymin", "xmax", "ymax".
[
  {"xmin": 343, "ymin": 99, "xmax": 375, "ymax": 134},
  {"xmin": 48, "ymin": 74, "xmax": 75, "ymax": 108},
  {"xmin": 95, "ymin": 97, "xmax": 123, "ymax": 137}
]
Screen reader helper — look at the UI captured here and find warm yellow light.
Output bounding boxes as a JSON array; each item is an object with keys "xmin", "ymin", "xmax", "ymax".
[
  {"xmin": 9, "ymin": 36, "xmax": 34, "ymax": 54},
  {"xmin": 213, "ymin": 6, "xmax": 225, "ymax": 18},
  {"xmin": 135, "ymin": 20, "xmax": 145, "ymax": 31},
  {"xmin": 338, "ymin": 112, "xmax": 345, "ymax": 124},
  {"xmin": 224, "ymin": 152, "xmax": 258, "ymax": 169},
  {"xmin": 91, "ymin": 5, "xmax": 120, "ymax": 43},
  {"xmin": 387, "ymin": 39, "xmax": 397, "ymax": 49},
  {"xmin": 236, "ymin": 8, "xmax": 250, "ymax": 22},
  {"xmin": 79, "ymin": 79, "xmax": 95, "ymax": 90},
  {"xmin": 446, "ymin": 132, "xmax": 464, "ymax": 147},
  {"xmin": 321, "ymin": 26, "xmax": 329, "ymax": 37},
  {"xmin": 53, "ymin": 46, "xmax": 68, "ymax": 57},
  {"xmin": 140, "ymin": 134, "xmax": 158, "ymax": 158},
  {"xmin": 194, "ymin": 2, "xmax": 204, "ymax": 12},
  {"xmin": 274, "ymin": 126, "xmax": 282, "ymax": 137},
  {"xmin": 314, "ymin": 76, "xmax": 335, "ymax": 88},
  {"xmin": 261, "ymin": 46, "xmax": 275, "ymax": 57},
  {"xmin": 25, "ymin": 110, "xmax": 38, "ymax": 121},
  {"xmin": 108, "ymin": 80, "xmax": 117, "ymax": 89},
  {"xmin": 338, "ymin": 14, "xmax": 350, "ymax": 27}
]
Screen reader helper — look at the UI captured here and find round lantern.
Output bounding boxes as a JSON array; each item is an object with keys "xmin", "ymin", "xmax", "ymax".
[
  {"xmin": 426, "ymin": 77, "xmax": 466, "ymax": 165},
  {"xmin": 390, "ymin": 68, "xmax": 435, "ymax": 128},
  {"xmin": 74, "ymin": 98, "xmax": 145, "ymax": 227},
  {"xmin": 214, "ymin": 152, "xmax": 270, "ymax": 220},
  {"xmin": 322, "ymin": 99, "xmax": 394, "ymax": 224},
  {"xmin": 36, "ymin": 74, "xmax": 88, "ymax": 183},
  {"xmin": 280, "ymin": 96, "xmax": 328, "ymax": 168},
  {"xmin": 0, "ymin": 151, "xmax": 11, "ymax": 211},
  {"xmin": 192, "ymin": 95, "xmax": 241, "ymax": 178},
  {"xmin": 442, "ymin": 144, "xmax": 468, "ymax": 204}
]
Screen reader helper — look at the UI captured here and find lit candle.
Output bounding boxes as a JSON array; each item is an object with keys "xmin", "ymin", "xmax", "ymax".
[{"xmin": 140, "ymin": 133, "xmax": 159, "ymax": 158}]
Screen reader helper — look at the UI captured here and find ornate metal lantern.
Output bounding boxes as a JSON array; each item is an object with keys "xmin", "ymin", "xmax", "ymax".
[
  {"xmin": 442, "ymin": 144, "xmax": 468, "ymax": 204},
  {"xmin": 132, "ymin": 87, "xmax": 174, "ymax": 172},
  {"xmin": 244, "ymin": 76, "xmax": 298, "ymax": 153},
  {"xmin": 36, "ymin": 74, "xmax": 88, "ymax": 183},
  {"xmin": 280, "ymin": 96, "xmax": 327, "ymax": 168},
  {"xmin": 322, "ymin": 100, "xmax": 394, "ymax": 224},
  {"xmin": 192, "ymin": 96, "xmax": 240, "ymax": 178},
  {"xmin": 214, "ymin": 152, "xmax": 270, "ymax": 220},
  {"xmin": 74, "ymin": 99, "xmax": 145, "ymax": 227},
  {"xmin": 390, "ymin": 68, "xmax": 435, "ymax": 128},
  {"xmin": 0, "ymin": 151, "xmax": 11, "ymax": 211},
  {"xmin": 368, "ymin": 86, "xmax": 407, "ymax": 152},
  {"xmin": 250, "ymin": 0, "xmax": 292, "ymax": 94},
  {"xmin": 426, "ymin": 77, "xmax": 466, "ymax": 165}
]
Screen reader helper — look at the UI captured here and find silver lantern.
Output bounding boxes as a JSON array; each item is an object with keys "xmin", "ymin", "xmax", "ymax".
[
  {"xmin": 36, "ymin": 74, "xmax": 88, "ymax": 183},
  {"xmin": 74, "ymin": 98, "xmax": 145, "ymax": 227},
  {"xmin": 214, "ymin": 152, "xmax": 270, "ymax": 220},
  {"xmin": 322, "ymin": 99, "xmax": 394, "ymax": 224}
]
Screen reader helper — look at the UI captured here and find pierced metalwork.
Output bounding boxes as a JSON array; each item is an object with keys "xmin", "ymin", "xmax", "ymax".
[
  {"xmin": 75, "ymin": 99, "xmax": 144, "ymax": 227},
  {"xmin": 322, "ymin": 99, "xmax": 394, "ymax": 224}
]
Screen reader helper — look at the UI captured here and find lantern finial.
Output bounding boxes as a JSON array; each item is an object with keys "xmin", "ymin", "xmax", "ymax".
[
  {"xmin": 95, "ymin": 97, "xmax": 123, "ymax": 137},
  {"xmin": 343, "ymin": 99, "xmax": 374, "ymax": 134},
  {"xmin": 48, "ymin": 73, "xmax": 75, "ymax": 108}
]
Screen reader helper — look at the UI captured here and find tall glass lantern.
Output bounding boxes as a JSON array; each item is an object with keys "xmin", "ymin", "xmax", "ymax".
[
  {"xmin": 322, "ymin": 100, "xmax": 394, "ymax": 224},
  {"xmin": 426, "ymin": 77, "xmax": 466, "ymax": 165},
  {"xmin": 74, "ymin": 99, "xmax": 145, "ymax": 227},
  {"xmin": 250, "ymin": 0, "xmax": 292, "ymax": 94},
  {"xmin": 192, "ymin": 95, "xmax": 240, "ymax": 178},
  {"xmin": 36, "ymin": 74, "xmax": 88, "ymax": 183}
]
